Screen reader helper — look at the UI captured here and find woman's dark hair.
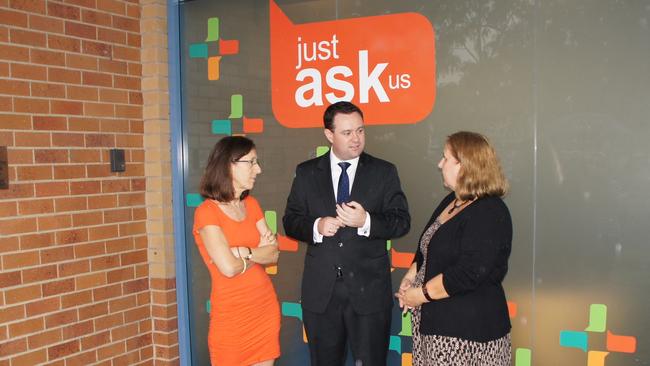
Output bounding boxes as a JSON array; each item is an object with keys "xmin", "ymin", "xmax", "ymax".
[{"xmin": 199, "ymin": 136, "xmax": 255, "ymax": 202}]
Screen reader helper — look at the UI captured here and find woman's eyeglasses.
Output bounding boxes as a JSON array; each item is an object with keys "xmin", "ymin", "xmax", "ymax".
[{"xmin": 233, "ymin": 158, "xmax": 260, "ymax": 167}]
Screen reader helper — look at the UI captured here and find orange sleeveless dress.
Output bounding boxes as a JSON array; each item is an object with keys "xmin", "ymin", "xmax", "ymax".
[{"xmin": 193, "ymin": 196, "xmax": 281, "ymax": 365}]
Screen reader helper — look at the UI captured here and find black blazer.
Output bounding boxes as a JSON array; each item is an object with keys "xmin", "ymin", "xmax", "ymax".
[
  {"xmin": 414, "ymin": 192, "xmax": 512, "ymax": 342},
  {"xmin": 283, "ymin": 152, "xmax": 410, "ymax": 314}
]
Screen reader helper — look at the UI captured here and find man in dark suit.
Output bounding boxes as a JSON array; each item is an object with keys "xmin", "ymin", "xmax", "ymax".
[{"xmin": 283, "ymin": 101, "xmax": 410, "ymax": 366}]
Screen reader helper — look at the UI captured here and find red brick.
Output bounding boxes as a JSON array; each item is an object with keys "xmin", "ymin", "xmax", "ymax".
[
  {"xmin": 6, "ymin": 149, "xmax": 35, "ymax": 165},
  {"xmin": 0, "ymin": 61, "xmax": 8, "ymax": 77},
  {"xmin": 105, "ymin": 237, "xmax": 132, "ymax": 252},
  {"xmin": 88, "ymin": 194, "xmax": 117, "ymax": 209},
  {"xmin": 0, "ymin": 201, "xmax": 17, "ymax": 217},
  {"xmin": 107, "ymin": 268, "xmax": 133, "ymax": 284},
  {"xmin": 45, "ymin": 308, "xmax": 78, "ymax": 328},
  {"xmin": 90, "ymin": 254, "xmax": 119, "ymax": 271},
  {"xmin": 126, "ymin": 332, "xmax": 151, "ymax": 351},
  {"xmin": 101, "ymin": 179, "xmax": 129, "ymax": 193},
  {"xmin": 33, "ymin": 116, "xmax": 67, "ymax": 131},
  {"xmin": 0, "ymin": 114, "xmax": 31, "ymax": 130},
  {"xmin": 70, "ymin": 181, "xmax": 101, "ymax": 195},
  {"xmin": 127, "ymin": 33, "xmax": 141, "ymax": 48},
  {"xmin": 126, "ymin": 3, "xmax": 139, "ymax": 18},
  {"xmin": 0, "ymin": 44, "xmax": 29, "ymax": 62},
  {"xmin": 0, "ymin": 95, "xmax": 11, "ymax": 111},
  {"xmin": 14, "ymin": 132, "xmax": 51, "ymax": 147},
  {"xmin": 61, "ymin": 320, "xmax": 93, "ymax": 340},
  {"xmin": 0, "ymin": 217, "xmax": 37, "ymax": 236},
  {"xmin": 65, "ymin": 21, "xmax": 96, "ymax": 41},
  {"xmin": 80, "ymin": 330, "xmax": 109, "ymax": 350},
  {"xmin": 31, "ymin": 49, "xmax": 66, "ymax": 66},
  {"xmin": 52, "ymin": 164, "xmax": 84, "ymax": 179},
  {"xmin": 0, "ymin": 182, "xmax": 34, "ymax": 199},
  {"xmin": 78, "ymin": 302, "xmax": 108, "ymax": 321},
  {"xmin": 127, "ymin": 62, "xmax": 141, "ymax": 77},
  {"xmin": 11, "ymin": 63, "xmax": 47, "ymax": 81},
  {"xmin": 66, "ymin": 54, "xmax": 97, "ymax": 71},
  {"xmin": 10, "ymin": 0, "xmax": 46, "ymax": 14},
  {"xmin": 58, "ymin": 259, "xmax": 89, "ymax": 277},
  {"xmin": 99, "ymin": 119, "xmax": 129, "ymax": 133},
  {"xmin": 3, "ymin": 253, "xmax": 39, "ymax": 273},
  {"xmin": 25, "ymin": 297, "xmax": 60, "ymax": 317},
  {"xmin": 5, "ymin": 284, "xmax": 42, "ymax": 304},
  {"xmin": 108, "ymin": 296, "xmax": 135, "ymax": 315},
  {"xmin": 17, "ymin": 199, "xmax": 54, "ymax": 217},
  {"xmin": 41, "ymin": 246, "xmax": 74, "ymax": 264},
  {"xmin": 47, "ymin": 34, "xmax": 80, "ymax": 52},
  {"xmin": 10, "ymin": 28, "xmax": 46, "ymax": 47},
  {"xmin": 85, "ymin": 102, "xmax": 114, "ymax": 117},
  {"xmin": 113, "ymin": 75, "xmax": 139, "ymax": 91},
  {"xmin": 119, "ymin": 221, "xmax": 144, "ymax": 236},
  {"xmin": 72, "ymin": 211, "xmax": 102, "ymax": 226},
  {"xmin": 0, "ymin": 131, "xmax": 13, "ymax": 147},
  {"xmin": 112, "ymin": 46, "xmax": 139, "ymax": 62},
  {"xmin": 94, "ymin": 313, "xmax": 124, "ymax": 333},
  {"xmin": 47, "ymin": 2, "xmax": 80, "ymax": 20},
  {"xmin": 70, "ymin": 149, "xmax": 101, "ymax": 163},
  {"xmin": 92, "ymin": 283, "xmax": 121, "ymax": 302},
  {"xmin": 76, "ymin": 272, "xmax": 106, "ymax": 290},
  {"xmin": 130, "ymin": 178, "xmax": 145, "ymax": 191},
  {"xmin": 128, "ymin": 91, "xmax": 142, "ymax": 105},
  {"xmin": 19, "ymin": 232, "xmax": 55, "ymax": 250},
  {"xmin": 66, "ymin": 0, "xmax": 96, "ymax": 8},
  {"xmin": 60, "ymin": 290, "xmax": 92, "ymax": 309},
  {"xmin": 104, "ymin": 208, "xmax": 132, "ymax": 223},
  {"xmin": 0, "ymin": 27, "xmax": 7, "ymax": 43},
  {"xmin": 0, "ymin": 8, "xmax": 28, "ymax": 27},
  {"xmin": 9, "ymin": 316, "xmax": 44, "ymax": 337},
  {"xmin": 82, "ymin": 40, "xmax": 111, "ymax": 58},
  {"xmin": 0, "ymin": 304, "xmax": 24, "ymax": 324},
  {"xmin": 98, "ymin": 58, "xmax": 127, "ymax": 74},
  {"xmin": 81, "ymin": 9, "xmax": 111, "ymax": 27},
  {"xmin": 98, "ymin": 88, "xmax": 127, "ymax": 103},
  {"xmin": 122, "ymin": 278, "xmax": 147, "ymax": 294},
  {"xmin": 0, "ymin": 337, "xmax": 27, "ymax": 357},
  {"xmin": 64, "ymin": 349, "xmax": 97, "ymax": 365},
  {"xmin": 115, "ymin": 105, "xmax": 141, "ymax": 119},
  {"xmin": 48, "ymin": 67, "xmax": 81, "ymax": 84},
  {"xmin": 47, "ymin": 339, "xmax": 80, "ymax": 360},
  {"xmin": 0, "ymin": 79, "xmax": 30, "ymax": 96},
  {"xmin": 22, "ymin": 264, "xmax": 57, "ymax": 283},
  {"xmin": 85, "ymin": 133, "xmax": 114, "ymax": 147},
  {"xmin": 82, "ymin": 71, "xmax": 112, "ymax": 87},
  {"xmin": 52, "ymin": 133, "xmax": 84, "ymax": 148},
  {"xmin": 0, "ymin": 270, "xmax": 21, "ymax": 289},
  {"xmin": 112, "ymin": 350, "xmax": 140, "ymax": 366},
  {"xmin": 54, "ymin": 196, "xmax": 87, "ymax": 212},
  {"xmin": 27, "ymin": 328, "xmax": 61, "ymax": 349},
  {"xmin": 55, "ymin": 227, "xmax": 89, "ymax": 245},
  {"xmin": 67, "ymin": 85, "xmax": 98, "ymax": 101},
  {"xmin": 51, "ymin": 100, "xmax": 83, "ymax": 115},
  {"xmin": 96, "ymin": 0, "xmax": 124, "ymax": 14},
  {"xmin": 29, "ymin": 14, "xmax": 64, "ymax": 33},
  {"xmin": 74, "ymin": 241, "xmax": 106, "ymax": 258},
  {"xmin": 89, "ymin": 224, "xmax": 118, "ymax": 241},
  {"xmin": 10, "ymin": 349, "xmax": 47, "ymax": 365},
  {"xmin": 37, "ymin": 213, "xmax": 72, "ymax": 231},
  {"xmin": 14, "ymin": 97, "xmax": 49, "ymax": 113},
  {"xmin": 42, "ymin": 278, "xmax": 75, "ymax": 297},
  {"xmin": 34, "ymin": 150, "xmax": 69, "ymax": 163},
  {"xmin": 112, "ymin": 15, "xmax": 138, "ymax": 32},
  {"xmin": 31, "ymin": 82, "xmax": 66, "ymax": 98}
]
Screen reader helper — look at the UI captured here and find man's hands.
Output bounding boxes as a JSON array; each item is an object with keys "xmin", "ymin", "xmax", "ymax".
[
  {"xmin": 335, "ymin": 201, "xmax": 367, "ymax": 228},
  {"xmin": 318, "ymin": 216, "xmax": 344, "ymax": 237}
]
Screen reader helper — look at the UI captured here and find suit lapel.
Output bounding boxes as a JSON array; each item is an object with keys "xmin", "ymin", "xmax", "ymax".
[
  {"xmin": 350, "ymin": 153, "xmax": 372, "ymax": 203},
  {"xmin": 315, "ymin": 154, "xmax": 337, "ymax": 213}
]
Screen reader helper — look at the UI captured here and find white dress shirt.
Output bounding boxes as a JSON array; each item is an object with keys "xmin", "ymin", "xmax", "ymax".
[{"xmin": 312, "ymin": 151, "xmax": 371, "ymax": 242}]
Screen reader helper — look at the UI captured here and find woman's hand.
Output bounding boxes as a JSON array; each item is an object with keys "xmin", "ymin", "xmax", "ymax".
[
  {"xmin": 396, "ymin": 286, "xmax": 427, "ymax": 309},
  {"xmin": 259, "ymin": 231, "xmax": 278, "ymax": 247}
]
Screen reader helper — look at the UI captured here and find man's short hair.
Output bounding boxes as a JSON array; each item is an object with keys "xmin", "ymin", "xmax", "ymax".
[{"xmin": 323, "ymin": 101, "xmax": 364, "ymax": 130}]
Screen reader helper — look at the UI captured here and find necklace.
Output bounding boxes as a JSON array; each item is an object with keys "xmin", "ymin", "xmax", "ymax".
[{"xmin": 447, "ymin": 199, "xmax": 468, "ymax": 214}]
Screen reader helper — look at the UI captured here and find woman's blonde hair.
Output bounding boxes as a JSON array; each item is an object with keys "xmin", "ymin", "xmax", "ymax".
[{"xmin": 446, "ymin": 131, "xmax": 508, "ymax": 200}]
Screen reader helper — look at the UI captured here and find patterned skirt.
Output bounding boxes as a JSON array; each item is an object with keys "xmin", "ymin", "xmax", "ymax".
[{"xmin": 411, "ymin": 219, "xmax": 511, "ymax": 366}]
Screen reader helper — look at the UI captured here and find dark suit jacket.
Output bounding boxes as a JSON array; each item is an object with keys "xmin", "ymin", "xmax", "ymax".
[{"xmin": 283, "ymin": 152, "xmax": 410, "ymax": 314}]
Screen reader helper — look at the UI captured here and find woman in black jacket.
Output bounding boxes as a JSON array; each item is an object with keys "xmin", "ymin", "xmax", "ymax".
[{"xmin": 395, "ymin": 131, "xmax": 512, "ymax": 365}]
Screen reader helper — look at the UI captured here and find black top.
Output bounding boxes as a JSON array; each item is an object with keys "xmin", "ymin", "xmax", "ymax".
[{"xmin": 414, "ymin": 192, "xmax": 512, "ymax": 342}]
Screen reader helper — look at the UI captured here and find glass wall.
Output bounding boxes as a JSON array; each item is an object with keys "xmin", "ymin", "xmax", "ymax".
[{"xmin": 176, "ymin": 1, "xmax": 650, "ymax": 364}]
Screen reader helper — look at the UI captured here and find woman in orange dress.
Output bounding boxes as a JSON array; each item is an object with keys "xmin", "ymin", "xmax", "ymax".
[{"xmin": 193, "ymin": 136, "xmax": 281, "ymax": 366}]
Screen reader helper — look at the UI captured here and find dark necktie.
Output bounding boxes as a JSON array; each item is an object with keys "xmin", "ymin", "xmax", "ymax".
[{"xmin": 337, "ymin": 162, "xmax": 351, "ymax": 204}]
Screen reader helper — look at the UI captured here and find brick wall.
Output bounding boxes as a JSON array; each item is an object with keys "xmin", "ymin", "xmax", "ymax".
[{"xmin": 0, "ymin": 0, "xmax": 178, "ymax": 364}]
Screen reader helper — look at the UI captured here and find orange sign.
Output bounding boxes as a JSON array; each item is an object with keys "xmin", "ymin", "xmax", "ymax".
[{"xmin": 270, "ymin": 0, "xmax": 436, "ymax": 128}]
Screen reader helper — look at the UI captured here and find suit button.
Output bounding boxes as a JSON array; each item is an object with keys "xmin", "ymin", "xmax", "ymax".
[{"xmin": 338, "ymin": 242, "xmax": 343, "ymax": 247}]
